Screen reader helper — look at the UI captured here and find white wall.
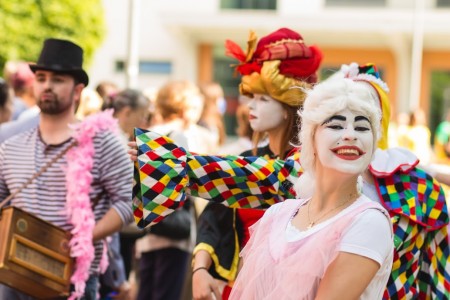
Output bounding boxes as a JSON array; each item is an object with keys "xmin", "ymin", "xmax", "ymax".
[
  {"xmin": 87, "ymin": 0, "xmax": 450, "ymax": 114},
  {"xmin": 88, "ymin": 0, "xmax": 208, "ymax": 91}
]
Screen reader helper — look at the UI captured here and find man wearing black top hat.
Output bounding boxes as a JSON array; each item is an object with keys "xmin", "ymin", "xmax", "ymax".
[{"xmin": 0, "ymin": 39, "xmax": 133, "ymax": 299}]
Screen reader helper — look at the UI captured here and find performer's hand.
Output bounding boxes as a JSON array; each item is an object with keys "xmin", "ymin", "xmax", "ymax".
[
  {"xmin": 127, "ymin": 141, "xmax": 138, "ymax": 162},
  {"xmin": 192, "ymin": 268, "xmax": 222, "ymax": 300},
  {"xmin": 111, "ymin": 280, "xmax": 132, "ymax": 300}
]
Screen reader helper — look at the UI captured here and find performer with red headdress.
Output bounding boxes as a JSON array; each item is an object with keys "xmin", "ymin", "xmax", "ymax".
[{"xmin": 190, "ymin": 27, "xmax": 323, "ymax": 300}]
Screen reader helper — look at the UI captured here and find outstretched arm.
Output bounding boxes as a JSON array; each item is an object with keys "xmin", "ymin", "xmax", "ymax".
[
  {"xmin": 131, "ymin": 129, "xmax": 302, "ymax": 228},
  {"xmin": 411, "ymin": 167, "xmax": 450, "ymax": 298},
  {"xmin": 417, "ymin": 226, "xmax": 450, "ymax": 298}
]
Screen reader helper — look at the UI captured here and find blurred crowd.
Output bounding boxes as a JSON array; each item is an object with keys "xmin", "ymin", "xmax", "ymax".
[
  {"xmin": 1, "ymin": 58, "xmax": 450, "ymax": 299},
  {"xmin": 0, "ymin": 60, "xmax": 255, "ymax": 300},
  {"xmin": 1, "ymin": 29, "xmax": 449, "ymax": 300},
  {"xmin": 389, "ymin": 108, "xmax": 450, "ymax": 165}
]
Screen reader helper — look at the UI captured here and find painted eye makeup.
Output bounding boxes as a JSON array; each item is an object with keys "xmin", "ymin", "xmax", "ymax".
[
  {"xmin": 355, "ymin": 125, "xmax": 371, "ymax": 132},
  {"xmin": 354, "ymin": 116, "xmax": 372, "ymax": 132},
  {"xmin": 325, "ymin": 123, "xmax": 344, "ymax": 130},
  {"xmin": 322, "ymin": 115, "xmax": 346, "ymax": 129},
  {"xmin": 322, "ymin": 115, "xmax": 371, "ymax": 131}
]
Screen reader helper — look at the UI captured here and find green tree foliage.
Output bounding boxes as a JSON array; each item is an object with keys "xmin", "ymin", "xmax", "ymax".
[
  {"xmin": 0, "ymin": 0, "xmax": 105, "ymax": 75},
  {"xmin": 429, "ymin": 71, "xmax": 450, "ymax": 142}
]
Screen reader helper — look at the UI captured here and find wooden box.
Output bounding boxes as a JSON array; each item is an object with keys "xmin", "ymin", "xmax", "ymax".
[{"xmin": 0, "ymin": 206, "xmax": 73, "ymax": 299}]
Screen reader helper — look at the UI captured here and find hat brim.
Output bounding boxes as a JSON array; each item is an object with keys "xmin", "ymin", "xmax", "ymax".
[{"xmin": 29, "ymin": 64, "xmax": 89, "ymax": 86}]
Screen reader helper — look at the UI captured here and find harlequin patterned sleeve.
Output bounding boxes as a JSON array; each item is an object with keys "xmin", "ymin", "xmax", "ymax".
[
  {"xmin": 418, "ymin": 225, "xmax": 450, "ymax": 299},
  {"xmin": 375, "ymin": 167, "xmax": 450, "ymax": 299},
  {"xmin": 416, "ymin": 173, "xmax": 450, "ymax": 299},
  {"xmin": 132, "ymin": 128, "xmax": 301, "ymax": 228}
]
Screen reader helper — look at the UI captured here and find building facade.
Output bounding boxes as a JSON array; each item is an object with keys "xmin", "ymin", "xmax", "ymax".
[{"xmin": 88, "ymin": 0, "xmax": 450, "ymax": 133}]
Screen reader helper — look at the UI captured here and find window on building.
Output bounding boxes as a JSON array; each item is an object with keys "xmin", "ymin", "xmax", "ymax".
[
  {"xmin": 115, "ymin": 61, "xmax": 125, "ymax": 72},
  {"xmin": 437, "ymin": 0, "xmax": 450, "ymax": 7},
  {"xmin": 140, "ymin": 61, "xmax": 172, "ymax": 74},
  {"xmin": 115, "ymin": 60, "xmax": 172, "ymax": 74},
  {"xmin": 221, "ymin": 0, "xmax": 276, "ymax": 10},
  {"xmin": 325, "ymin": 0, "xmax": 386, "ymax": 7}
]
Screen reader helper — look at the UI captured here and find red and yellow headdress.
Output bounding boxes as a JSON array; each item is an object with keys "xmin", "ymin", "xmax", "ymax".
[{"xmin": 225, "ymin": 28, "xmax": 323, "ymax": 107}]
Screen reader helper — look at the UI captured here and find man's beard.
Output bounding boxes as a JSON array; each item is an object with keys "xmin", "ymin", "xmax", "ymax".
[{"xmin": 37, "ymin": 91, "xmax": 73, "ymax": 115}]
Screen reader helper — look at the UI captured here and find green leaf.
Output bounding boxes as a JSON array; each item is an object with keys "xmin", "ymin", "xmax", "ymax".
[{"xmin": 0, "ymin": 0, "xmax": 105, "ymax": 76}]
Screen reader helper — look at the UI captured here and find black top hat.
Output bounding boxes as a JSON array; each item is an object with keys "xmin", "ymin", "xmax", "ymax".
[{"xmin": 29, "ymin": 38, "xmax": 89, "ymax": 86}]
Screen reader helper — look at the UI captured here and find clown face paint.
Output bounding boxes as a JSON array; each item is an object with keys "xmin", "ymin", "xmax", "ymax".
[
  {"xmin": 314, "ymin": 108, "xmax": 374, "ymax": 175},
  {"xmin": 248, "ymin": 94, "xmax": 286, "ymax": 133}
]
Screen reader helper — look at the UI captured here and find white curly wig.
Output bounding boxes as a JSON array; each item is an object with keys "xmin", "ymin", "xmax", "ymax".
[
  {"xmin": 299, "ymin": 76, "xmax": 382, "ymax": 175},
  {"xmin": 294, "ymin": 76, "xmax": 381, "ymax": 198}
]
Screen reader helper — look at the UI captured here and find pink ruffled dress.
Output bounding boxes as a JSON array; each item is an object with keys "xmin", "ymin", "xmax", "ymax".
[{"xmin": 230, "ymin": 198, "xmax": 388, "ymax": 300}]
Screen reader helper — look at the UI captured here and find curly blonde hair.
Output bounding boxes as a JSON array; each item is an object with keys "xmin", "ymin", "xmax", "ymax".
[{"xmin": 299, "ymin": 77, "xmax": 381, "ymax": 174}]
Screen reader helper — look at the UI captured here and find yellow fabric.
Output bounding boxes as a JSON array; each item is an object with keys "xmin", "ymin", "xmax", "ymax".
[
  {"xmin": 239, "ymin": 60, "xmax": 311, "ymax": 107},
  {"xmin": 192, "ymin": 209, "xmax": 240, "ymax": 282},
  {"xmin": 244, "ymin": 30, "xmax": 258, "ymax": 63},
  {"xmin": 369, "ymin": 81, "xmax": 391, "ymax": 149}
]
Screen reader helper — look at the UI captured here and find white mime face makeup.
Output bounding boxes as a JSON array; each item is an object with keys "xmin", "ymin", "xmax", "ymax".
[
  {"xmin": 314, "ymin": 108, "xmax": 374, "ymax": 175},
  {"xmin": 248, "ymin": 94, "xmax": 286, "ymax": 133}
]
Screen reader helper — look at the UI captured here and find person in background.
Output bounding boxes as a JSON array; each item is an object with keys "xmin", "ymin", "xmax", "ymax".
[
  {"xmin": 96, "ymin": 81, "xmax": 119, "ymax": 100},
  {"xmin": 434, "ymin": 108, "xmax": 450, "ymax": 163},
  {"xmin": 151, "ymin": 81, "xmax": 217, "ymax": 154},
  {"xmin": 5, "ymin": 61, "xmax": 37, "ymax": 121},
  {"xmin": 0, "ymin": 78, "xmax": 12, "ymax": 124},
  {"xmin": 193, "ymin": 27, "xmax": 322, "ymax": 300},
  {"xmin": 198, "ymin": 82, "xmax": 227, "ymax": 149},
  {"xmin": 142, "ymin": 86, "xmax": 163, "ymax": 128},
  {"xmin": 102, "ymin": 89, "xmax": 149, "ymax": 144},
  {"xmin": 406, "ymin": 108, "xmax": 433, "ymax": 164},
  {"xmin": 0, "ymin": 109, "xmax": 40, "ymax": 143},
  {"xmin": 3, "ymin": 61, "xmax": 30, "ymax": 120},
  {"xmin": 76, "ymin": 88, "xmax": 104, "ymax": 120},
  {"xmin": 0, "ymin": 62, "xmax": 39, "ymax": 142},
  {"xmin": 135, "ymin": 80, "xmax": 209, "ymax": 300},
  {"xmin": 98, "ymin": 88, "xmax": 150, "ymax": 300},
  {"xmin": 0, "ymin": 38, "xmax": 133, "ymax": 300},
  {"xmin": 388, "ymin": 111, "xmax": 411, "ymax": 149}
]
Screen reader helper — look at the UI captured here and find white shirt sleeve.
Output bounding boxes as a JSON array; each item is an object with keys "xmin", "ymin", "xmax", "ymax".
[{"xmin": 340, "ymin": 208, "xmax": 392, "ymax": 266}]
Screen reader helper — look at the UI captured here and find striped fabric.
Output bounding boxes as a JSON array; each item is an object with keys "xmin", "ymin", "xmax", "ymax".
[
  {"xmin": 0, "ymin": 127, "xmax": 133, "ymax": 274},
  {"xmin": 133, "ymin": 128, "xmax": 450, "ymax": 299}
]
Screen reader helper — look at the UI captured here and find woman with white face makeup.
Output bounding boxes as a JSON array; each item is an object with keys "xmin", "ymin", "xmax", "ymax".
[
  {"xmin": 244, "ymin": 93, "xmax": 295, "ymax": 158},
  {"xmin": 229, "ymin": 76, "xmax": 393, "ymax": 300},
  {"xmin": 192, "ymin": 28, "xmax": 322, "ymax": 300},
  {"xmin": 248, "ymin": 94, "xmax": 285, "ymax": 136}
]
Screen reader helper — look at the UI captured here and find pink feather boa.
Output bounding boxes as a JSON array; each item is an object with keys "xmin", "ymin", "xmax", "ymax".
[{"xmin": 65, "ymin": 109, "xmax": 118, "ymax": 299}]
